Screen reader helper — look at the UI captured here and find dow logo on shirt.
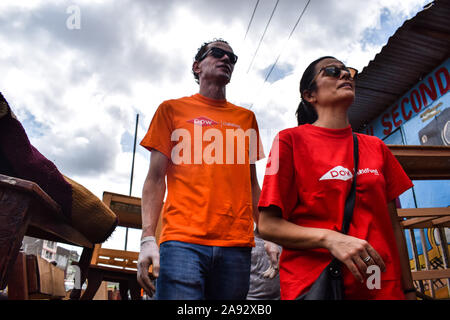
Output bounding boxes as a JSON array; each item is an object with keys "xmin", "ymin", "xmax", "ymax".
[
  {"xmin": 187, "ymin": 116, "xmax": 218, "ymax": 127},
  {"xmin": 319, "ymin": 166, "xmax": 353, "ymax": 181}
]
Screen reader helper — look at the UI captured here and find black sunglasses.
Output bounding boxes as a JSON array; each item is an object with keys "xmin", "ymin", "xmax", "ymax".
[
  {"xmin": 199, "ymin": 47, "xmax": 238, "ymax": 64},
  {"xmin": 309, "ymin": 65, "xmax": 358, "ymax": 88}
]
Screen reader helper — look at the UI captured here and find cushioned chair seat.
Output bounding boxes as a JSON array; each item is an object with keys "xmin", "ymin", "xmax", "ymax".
[{"xmin": 0, "ymin": 92, "xmax": 117, "ymax": 244}]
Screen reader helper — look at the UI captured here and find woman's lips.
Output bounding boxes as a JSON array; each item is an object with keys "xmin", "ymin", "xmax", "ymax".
[{"xmin": 338, "ymin": 82, "xmax": 353, "ymax": 89}]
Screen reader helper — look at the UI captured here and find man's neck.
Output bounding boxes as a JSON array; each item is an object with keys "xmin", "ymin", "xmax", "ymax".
[{"xmin": 199, "ymin": 82, "xmax": 227, "ymax": 101}]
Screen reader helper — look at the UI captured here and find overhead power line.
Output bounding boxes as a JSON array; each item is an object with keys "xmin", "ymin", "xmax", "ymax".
[
  {"xmin": 263, "ymin": 0, "xmax": 312, "ymax": 84},
  {"xmin": 246, "ymin": 0, "xmax": 280, "ymax": 74},
  {"xmin": 244, "ymin": 0, "xmax": 260, "ymax": 40},
  {"xmin": 248, "ymin": 0, "xmax": 312, "ymax": 110}
]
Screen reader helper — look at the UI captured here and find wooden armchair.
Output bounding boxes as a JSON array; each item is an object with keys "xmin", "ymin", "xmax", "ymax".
[
  {"xmin": 388, "ymin": 145, "xmax": 450, "ymax": 299},
  {"xmin": 0, "ymin": 174, "xmax": 95, "ymax": 299},
  {"xmin": 79, "ymin": 192, "xmax": 162, "ymax": 300}
]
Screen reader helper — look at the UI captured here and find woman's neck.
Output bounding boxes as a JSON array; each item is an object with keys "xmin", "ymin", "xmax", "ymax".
[{"xmin": 313, "ymin": 105, "xmax": 350, "ymax": 129}]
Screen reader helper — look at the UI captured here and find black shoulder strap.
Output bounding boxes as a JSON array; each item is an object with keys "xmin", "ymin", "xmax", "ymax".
[{"xmin": 341, "ymin": 133, "xmax": 359, "ymax": 234}]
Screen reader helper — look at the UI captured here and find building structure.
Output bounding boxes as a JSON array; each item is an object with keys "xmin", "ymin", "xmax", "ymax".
[{"xmin": 349, "ymin": 0, "xmax": 450, "ymax": 298}]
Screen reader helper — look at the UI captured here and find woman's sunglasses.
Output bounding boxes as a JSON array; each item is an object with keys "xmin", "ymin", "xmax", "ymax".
[
  {"xmin": 199, "ymin": 47, "xmax": 238, "ymax": 64},
  {"xmin": 309, "ymin": 65, "xmax": 358, "ymax": 88}
]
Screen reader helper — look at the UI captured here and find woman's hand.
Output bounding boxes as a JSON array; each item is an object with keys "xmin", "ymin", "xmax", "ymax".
[{"xmin": 323, "ymin": 230, "xmax": 386, "ymax": 283}]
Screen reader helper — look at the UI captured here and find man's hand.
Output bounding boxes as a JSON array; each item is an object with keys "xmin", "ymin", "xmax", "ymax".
[
  {"xmin": 137, "ymin": 236, "xmax": 160, "ymax": 296},
  {"xmin": 262, "ymin": 240, "xmax": 281, "ymax": 279}
]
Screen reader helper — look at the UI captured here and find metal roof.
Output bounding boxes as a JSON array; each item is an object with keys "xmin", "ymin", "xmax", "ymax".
[{"xmin": 349, "ymin": 0, "xmax": 450, "ymax": 132}]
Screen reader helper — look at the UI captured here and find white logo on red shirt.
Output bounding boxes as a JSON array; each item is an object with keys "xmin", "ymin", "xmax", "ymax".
[
  {"xmin": 319, "ymin": 166, "xmax": 353, "ymax": 181},
  {"xmin": 187, "ymin": 116, "xmax": 218, "ymax": 127}
]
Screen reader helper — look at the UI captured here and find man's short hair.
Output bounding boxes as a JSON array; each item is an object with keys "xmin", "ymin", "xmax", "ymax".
[{"xmin": 192, "ymin": 38, "xmax": 230, "ymax": 84}]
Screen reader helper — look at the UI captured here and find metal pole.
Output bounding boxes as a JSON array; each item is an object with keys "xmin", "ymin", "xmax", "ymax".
[{"xmin": 125, "ymin": 113, "xmax": 139, "ymax": 251}]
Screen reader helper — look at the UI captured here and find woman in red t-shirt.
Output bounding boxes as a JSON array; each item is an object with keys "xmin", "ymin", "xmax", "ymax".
[{"xmin": 258, "ymin": 56, "xmax": 416, "ymax": 300}]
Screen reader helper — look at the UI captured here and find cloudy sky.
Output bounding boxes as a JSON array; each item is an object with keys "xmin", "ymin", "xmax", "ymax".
[{"xmin": 0, "ymin": 0, "xmax": 430, "ymax": 253}]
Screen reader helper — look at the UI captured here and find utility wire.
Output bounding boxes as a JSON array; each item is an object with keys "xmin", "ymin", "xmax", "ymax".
[
  {"xmin": 263, "ymin": 0, "xmax": 311, "ymax": 84},
  {"xmin": 246, "ymin": 0, "xmax": 280, "ymax": 74},
  {"xmin": 248, "ymin": 0, "xmax": 312, "ymax": 109},
  {"xmin": 244, "ymin": 0, "xmax": 260, "ymax": 40}
]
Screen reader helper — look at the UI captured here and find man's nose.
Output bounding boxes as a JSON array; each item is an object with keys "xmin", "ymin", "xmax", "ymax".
[{"xmin": 219, "ymin": 53, "xmax": 231, "ymax": 63}]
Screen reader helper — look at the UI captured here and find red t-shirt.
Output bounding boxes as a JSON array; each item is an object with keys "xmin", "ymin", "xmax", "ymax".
[{"xmin": 258, "ymin": 124, "xmax": 413, "ymax": 300}]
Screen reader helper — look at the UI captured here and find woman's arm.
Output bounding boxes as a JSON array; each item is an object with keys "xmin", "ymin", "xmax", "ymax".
[
  {"xmin": 259, "ymin": 205, "xmax": 386, "ymax": 283},
  {"xmin": 387, "ymin": 200, "xmax": 416, "ymax": 300}
]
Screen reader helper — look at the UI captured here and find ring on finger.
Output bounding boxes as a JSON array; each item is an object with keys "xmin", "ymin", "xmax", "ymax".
[{"xmin": 363, "ymin": 256, "xmax": 372, "ymax": 263}]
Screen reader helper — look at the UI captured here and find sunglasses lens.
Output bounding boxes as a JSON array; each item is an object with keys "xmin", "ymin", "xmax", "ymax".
[
  {"xmin": 210, "ymin": 48, "xmax": 225, "ymax": 58},
  {"xmin": 348, "ymin": 68, "xmax": 358, "ymax": 79},
  {"xmin": 323, "ymin": 67, "xmax": 340, "ymax": 77},
  {"xmin": 210, "ymin": 48, "xmax": 237, "ymax": 64}
]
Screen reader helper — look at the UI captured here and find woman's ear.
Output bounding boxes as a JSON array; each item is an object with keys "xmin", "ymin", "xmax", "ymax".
[{"xmin": 302, "ymin": 89, "xmax": 316, "ymax": 104}]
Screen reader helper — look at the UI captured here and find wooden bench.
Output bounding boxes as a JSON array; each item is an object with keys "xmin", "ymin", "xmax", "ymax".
[
  {"xmin": 79, "ymin": 191, "xmax": 162, "ymax": 300},
  {"xmin": 388, "ymin": 145, "xmax": 450, "ymax": 299}
]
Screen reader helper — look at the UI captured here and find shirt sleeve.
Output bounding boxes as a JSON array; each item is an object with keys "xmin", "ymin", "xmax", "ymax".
[
  {"xmin": 380, "ymin": 141, "xmax": 414, "ymax": 202},
  {"xmin": 258, "ymin": 131, "xmax": 298, "ymax": 219},
  {"xmin": 249, "ymin": 111, "xmax": 265, "ymax": 163},
  {"xmin": 140, "ymin": 101, "xmax": 174, "ymax": 159}
]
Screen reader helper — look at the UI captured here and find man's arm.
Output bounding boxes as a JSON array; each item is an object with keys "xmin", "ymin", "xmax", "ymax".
[
  {"xmin": 141, "ymin": 150, "xmax": 168, "ymax": 237},
  {"xmin": 250, "ymin": 164, "xmax": 261, "ymax": 225},
  {"xmin": 137, "ymin": 150, "xmax": 168, "ymax": 296}
]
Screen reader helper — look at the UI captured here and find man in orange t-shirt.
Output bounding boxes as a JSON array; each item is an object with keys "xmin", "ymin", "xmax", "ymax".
[{"xmin": 136, "ymin": 39, "xmax": 279, "ymax": 300}]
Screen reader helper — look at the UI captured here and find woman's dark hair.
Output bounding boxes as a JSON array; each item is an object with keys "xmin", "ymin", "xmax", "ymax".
[{"xmin": 296, "ymin": 56, "xmax": 336, "ymax": 125}]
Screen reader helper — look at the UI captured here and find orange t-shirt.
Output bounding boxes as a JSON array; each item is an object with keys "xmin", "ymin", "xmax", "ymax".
[{"xmin": 140, "ymin": 93, "xmax": 265, "ymax": 247}]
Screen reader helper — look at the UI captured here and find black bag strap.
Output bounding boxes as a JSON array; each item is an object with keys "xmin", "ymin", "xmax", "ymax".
[{"xmin": 341, "ymin": 133, "xmax": 359, "ymax": 235}]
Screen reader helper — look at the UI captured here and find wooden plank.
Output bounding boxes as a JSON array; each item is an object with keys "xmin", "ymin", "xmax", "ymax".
[
  {"xmin": 432, "ymin": 216, "xmax": 450, "ymax": 226},
  {"xmin": 0, "ymin": 174, "xmax": 61, "ymax": 214},
  {"xmin": 388, "ymin": 145, "xmax": 450, "ymax": 180},
  {"xmin": 97, "ymin": 248, "xmax": 139, "ymax": 260},
  {"xmin": 97, "ymin": 258, "xmax": 137, "ymax": 269},
  {"xmin": 104, "ymin": 191, "xmax": 141, "ymax": 206},
  {"xmin": 412, "ymin": 269, "xmax": 450, "ymax": 281},
  {"xmin": 397, "ymin": 207, "xmax": 450, "ymax": 218},
  {"xmin": 90, "ymin": 244, "xmax": 101, "ymax": 265},
  {"xmin": 401, "ymin": 216, "xmax": 437, "ymax": 228},
  {"xmin": 401, "ymin": 220, "xmax": 450, "ymax": 229}
]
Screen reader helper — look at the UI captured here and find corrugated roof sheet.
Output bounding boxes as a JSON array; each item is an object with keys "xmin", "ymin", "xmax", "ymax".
[{"xmin": 349, "ymin": 0, "xmax": 450, "ymax": 132}]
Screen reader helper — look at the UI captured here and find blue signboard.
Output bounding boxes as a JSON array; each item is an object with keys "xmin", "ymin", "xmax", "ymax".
[{"xmin": 365, "ymin": 58, "xmax": 450, "ymax": 140}]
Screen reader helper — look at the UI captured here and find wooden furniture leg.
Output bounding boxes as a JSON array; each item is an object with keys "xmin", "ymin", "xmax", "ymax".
[
  {"xmin": 80, "ymin": 268, "xmax": 103, "ymax": 300},
  {"xmin": 0, "ymin": 189, "xmax": 33, "ymax": 290},
  {"xmin": 119, "ymin": 280, "xmax": 129, "ymax": 300},
  {"xmin": 129, "ymin": 279, "xmax": 142, "ymax": 300},
  {"xmin": 6, "ymin": 252, "xmax": 29, "ymax": 300},
  {"xmin": 69, "ymin": 247, "xmax": 94, "ymax": 300}
]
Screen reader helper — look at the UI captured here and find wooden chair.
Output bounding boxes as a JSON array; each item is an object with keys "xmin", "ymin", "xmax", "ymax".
[
  {"xmin": 388, "ymin": 145, "xmax": 450, "ymax": 299},
  {"xmin": 0, "ymin": 174, "xmax": 95, "ymax": 299},
  {"xmin": 80, "ymin": 192, "xmax": 162, "ymax": 300}
]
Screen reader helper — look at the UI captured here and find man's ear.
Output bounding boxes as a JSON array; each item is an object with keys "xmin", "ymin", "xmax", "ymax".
[
  {"xmin": 192, "ymin": 61, "xmax": 201, "ymax": 76},
  {"xmin": 302, "ymin": 89, "xmax": 316, "ymax": 104}
]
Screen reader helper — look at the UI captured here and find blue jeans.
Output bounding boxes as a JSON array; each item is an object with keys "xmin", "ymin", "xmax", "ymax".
[{"xmin": 155, "ymin": 241, "xmax": 251, "ymax": 300}]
